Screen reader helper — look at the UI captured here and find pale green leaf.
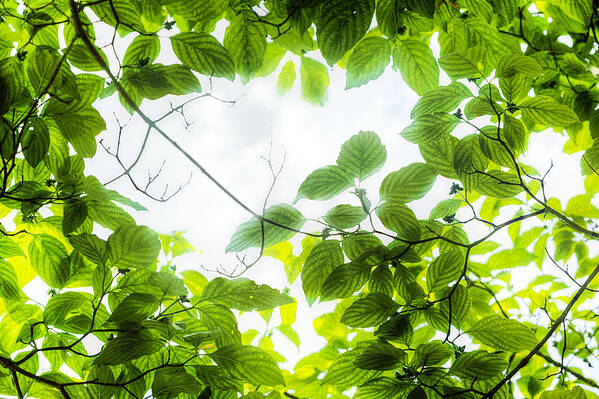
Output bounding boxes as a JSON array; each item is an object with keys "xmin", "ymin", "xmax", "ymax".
[
  {"xmin": 375, "ymin": 201, "xmax": 420, "ymax": 241},
  {"xmin": 201, "ymin": 277, "xmax": 293, "ymax": 311},
  {"xmin": 519, "ymin": 96, "xmax": 579, "ymax": 127},
  {"xmin": 340, "ymin": 293, "xmax": 399, "ymax": 327},
  {"xmin": 410, "ymin": 82, "xmax": 472, "ymax": 118},
  {"xmin": 301, "ymin": 240, "xmax": 344, "ymax": 305},
  {"xmin": 295, "ymin": 165, "xmax": 353, "ymax": 202},
  {"xmin": 211, "ymin": 344, "xmax": 285, "ymax": 386},
  {"xmin": 323, "ymin": 205, "xmax": 367, "ymax": 229},
  {"xmin": 470, "ymin": 315, "xmax": 538, "ymax": 351},
  {"xmin": 277, "ymin": 60, "xmax": 296, "ymax": 96},
  {"xmin": 171, "ymin": 32, "xmax": 235, "ymax": 80},
  {"xmin": 107, "ymin": 225, "xmax": 161, "ymax": 269},
  {"xmin": 226, "ymin": 204, "xmax": 305, "ymax": 252},
  {"xmin": 337, "ymin": 130, "xmax": 387, "ymax": 180},
  {"xmin": 300, "ymin": 56, "xmax": 329, "ymax": 106},
  {"xmin": 392, "ymin": 40, "xmax": 439, "ymax": 95},
  {"xmin": 380, "ymin": 163, "xmax": 438, "ymax": 202},
  {"xmin": 449, "ymin": 350, "xmax": 508, "ymax": 380},
  {"xmin": 346, "ymin": 37, "xmax": 391, "ymax": 89}
]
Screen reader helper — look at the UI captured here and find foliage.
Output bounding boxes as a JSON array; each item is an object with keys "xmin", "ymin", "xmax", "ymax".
[{"xmin": 0, "ymin": 0, "xmax": 599, "ymax": 398}]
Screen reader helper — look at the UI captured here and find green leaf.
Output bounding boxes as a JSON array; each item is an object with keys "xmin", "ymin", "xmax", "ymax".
[
  {"xmin": 43, "ymin": 291, "xmax": 90, "ymax": 326},
  {"xmin": 478, "ymin": 128, "xmax": 513, "ymax": 168},
  {"xmin": 354, "ymin": 341, "xmax": 405, "ymax": 370},
  {"xmin": 356, "ymin": 377, "xmax": 410, "ymax": 399},
  {"xmin": 0, "ymin": 235, "xmax": 25, "ymax": 258},
  {"xmin": 194, "ymin": 365, "xmax": 243, "ymax": 392},
  {"xmin": 29, "ymin": 234, "xmax": 71, "ymax": 288},
  {"xmin": 316, "ymin": 0, "xmax": 375, "ymax": 66},
  {"xmin": 123, "ymin": 35, "xmax": 160, "ymax": 67},
  {"xmin": 94, "ymin": 330, "xmax": 163, "ymax": 365},
  {"xmin": 84, "ymin": 175, "xmax": 147, "ymax": 211},
  {"xmin": 295, "ymin": 165, "xmax": 353, "ymax": 202},
  {"xmin": 438, "ymin": 46, "xmax": 487, "ymax": 79},
  {"xmin": 337, "ymin": 130, "xmax": 387, "ymax": 181},
  {"xmin": 0, "ymin": 261, "xmax": 21, "ymax": 300},
  {"xmin": 340, "ymin": 293, "xmax": 399, "ymax": 327},
  {"xmin": 152, "ymin": 368, "xmax": 200, "ymax": 399},
  {"xmin": 376, "ymin": 0, "xmax": 401, "ymax": 38},
  {"xmin": 487, "ymin": 248, "xmax": 536, "ymax": 270},
  {"xmin": 108, "ymin": 293, "xmax": 159, "ymax": 325},
  {"xmin": 51, "ymin": 107, "xmax": 106, "ymax": 158},
  {"xmin": 323, "ymin": 205, "xmax": 367, "ymax": 229},
  {"xmin": 346, "ymin": 37, "xmax": 391, "ymax": 89},
  {"xmin": 171, "ymin": 32, "xmax": 235, "ymax": 80},
  {"xmin": 449, "ymin": 350, "xmax": 508, "ymax": 380},
  {"xmin": 107, "ymin": 225, "xmax": 161, "ymax": 269},
  {"xmin": 224, "ymin": 12, "xmax": 267, "ymax": 80},
  {"xmin": 439, "ymin": 284, "xmax": 471, "ymax": 327},
  {"xmin": 277, "ymin": 60, "xmax": 296, "ymax": 96},
  {"xmin": 414, "ymin": 341, "xmax": 453, "ymax": 367},
  {"xmin": 426, "ymin": 249, "xmax": 464, "ymax": 292},
  {"xmin": 380, "ymin": 163, "xmax": 437, "ymax": 202},
  {"xmin": 321, "ymin": 262, "xmax": 370, "ymax": 300},
  {"xmin": 503, "ymin": 114, "xmax": 527, "ymax": 153},
  {"xmin": 301, "ymin": 240, "xmax": 344, "ymax": 305},
  {"xmin": 429, "ymin": 199, "xmax": 462, "ymax": 220},
  {"xmin": 419, "ymin": 135, "xmax": 459, "ymax": 179},
  {"xmin": 90, "ymin": 0, "xmax": 145, "ymax": 34},
  {"xmin": 540, "ymin": 386, "xmax": 589, "ymax": 399},
  {"xmin": 497, "ymin": 54, "xmax": 543, "ymax": 78},
  {"xmin": 0, "ymin": 57, "xmax": 25, "ymax": 114},
  {"xmin": 300, "ymin": 56, "xmax": 329, "ymax": 106},
  {"xmin": 470, "ymin": 315, "xmax": 538, "ymax": 351},
  {"xmin": 323, "ymin": 349, "xmax": 382, "ymax": 388},
  {"xmin": 211, "ymin": 344, "xmax": 285, "ymax": 386},
  {"xmin": 490, "ymin": 0, "xmax": 518, "ymax": 20},
  {"xmin": 400, "ymin": 113, "xmax": 460, "ymax": 145},
  {"xmin": 68, "ymin": 234, "xmax": 108, "ymax": 265},
  {"xmin": 226, "ymin": 204, "xmax": 306, "ymax": 252},
  {"xmin": 563, "ymin": 0, "xmax": 593, "ymax": 25},
  {"xmin": 392, "ymin": 40, "xmax": 439, "ymax": 95},
  {"xmin": 407, "ymin": 386, "xmax": 427, "ymax": 399},
  {"xmin": 156, "ymin": 64, "xmax": 202, "ymax": 95},
  {"xmin": 62, "ymin": 199, "xmax": 88, "ymax": 235},
  {"xmin": 375, "ymin": 202, "xmax": 420, "ymax": 241},
  {"xmin": 410, "ymin": 82, "xmax": 472, "ymax": 119},
  {"xmin": 87, "ymin": 199, "xmax": 136, "ymax": 231},
  {"xmin": 121, "ymin": 66, "xmax": 171, "ymax": 101},
  {"xmin": 342, "ymin": 233, "xmax": 385, "ymax": 262},
  {"xmin": 477, "ymin": 170, "xmax": 524, "ymax": 198},
  {"xmin": 462, "ymin": 0, "xmax": 493, "ymax": 21},
  {"xmin": 454, "ymin": 134, "xmax": 489, "ymax": 190},
  {"xmin": 197, "ymin": 303, "xmax": 241, "ymax": 346},
  {"xmin": 22, "ymin": 118, "xmax": 50, "ymax": 168},
  {"xmin": 375, "ymin": 314, "xmax": 413, "ymax": 344},
  {"xmin": 368, "ymin": 265, "xmax": 394, "ymax": 297},
  {"xmin": 66, "ymin": 43, "xmax": 109, "ymax": 72},
  {"xmin": 201, "ymin": 278, "xmax": 293, "ymax": 311},
  {"xmin": 519, "ymin": 96, "xmax": 579, "ymax": 127}
]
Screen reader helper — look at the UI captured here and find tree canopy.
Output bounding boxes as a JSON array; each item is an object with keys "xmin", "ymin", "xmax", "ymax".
[{"xmin": 0, "ymin": 0, "xmax": 599, "ymax": 398}]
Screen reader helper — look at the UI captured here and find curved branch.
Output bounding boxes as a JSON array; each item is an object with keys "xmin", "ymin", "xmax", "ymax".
[{"xmin": 483, "ymin": 263, "xmax": 599, "ymax": 398}]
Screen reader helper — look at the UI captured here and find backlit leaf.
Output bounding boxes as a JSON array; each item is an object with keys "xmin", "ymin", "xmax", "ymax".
[
  {"xmin": 337, "ymin": 131, "xmax": 387, "ymax": 181},
  {"xmin": 226, "ymin": 204, "xmax": 306, "ymax": 252},
  {"xmin": 211, "ymin": 344, "xmax": 285, "ymax": 386},
  {"xmin": 470, "ymin": 315, "xmax": 538, "ymax": 351}
]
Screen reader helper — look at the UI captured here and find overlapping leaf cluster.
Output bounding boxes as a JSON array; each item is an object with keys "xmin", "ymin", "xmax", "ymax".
[{"xmin": 1, "ymin": 0, "xmax": 599, "ymax": 398}]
